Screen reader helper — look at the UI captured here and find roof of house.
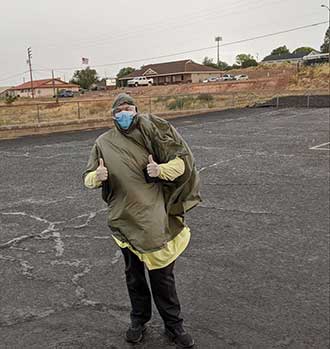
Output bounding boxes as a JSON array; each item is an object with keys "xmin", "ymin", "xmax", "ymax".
[
  {"xmin": 262, "ymin": 52, "xmax": 307, "ymax": 62},
  {"xmin": 119, "ymin": 59, "xmax": 221, "ymax": 80},
  {"xmin": 9, "ymin": 78, "xmax": 79, "ymax": 90},
  {"xmin": 303, "ymin": 51, "xmax": 329, "ymax": 60},
  {"xmin": 0, "ymin": 86, "xmax": 11, "ymax": 94}
]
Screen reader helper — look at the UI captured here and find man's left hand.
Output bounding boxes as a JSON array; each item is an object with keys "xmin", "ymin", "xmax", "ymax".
[{"xmin": 147, "ymin": 155, "xmax": 160, "ymax": 177}]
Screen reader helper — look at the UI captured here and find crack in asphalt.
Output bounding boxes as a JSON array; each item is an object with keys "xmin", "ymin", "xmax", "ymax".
[
  {"xmin": 0, "ymin": 208, "xmax": 127, "ymax": 329},
  {"xmin": 66, "ymin": 208, "xmax": 107, "ymax": 229},
  {"xmin": 198, "ymin": 155, "xmax": 244, "ymax": 173},
  {"xmin": 0, "ymin": 254, "xmax": 34, "ymax": 279},
  {"xmin": 0, "ymin": 212, "xmax": 64, "ymax": 255},
  {"xmin": 0, "ymin": 150, "xmax": 83, "ymax": 159},
  {"xmin": 198, "ymin": 204, "xmax": 280, "ymax": 216}
]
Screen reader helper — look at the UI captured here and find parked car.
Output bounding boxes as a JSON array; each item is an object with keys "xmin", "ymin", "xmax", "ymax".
[
  {"xmin": 222, "ymin": 74, "xmax": 235, "ymax": 81},
  {"xmin": 234, "ymin": 74, "xmax": 249, "ymax": 81},
  {"xmin": 202, "ymin": 77, "xmax": 219, "ymax": 83},
  {"xmin": 127, "ymin": 76, "xmax": 153, "ymax": 87},
  {"xmin": 57, "ymin": 89, "xmax": 74, "ymax": 98}
]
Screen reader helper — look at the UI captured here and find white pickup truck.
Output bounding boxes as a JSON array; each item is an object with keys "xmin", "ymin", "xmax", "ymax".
[{"xmin": 127, "ymin": 76, "xmax": 153, "ymax": 87}]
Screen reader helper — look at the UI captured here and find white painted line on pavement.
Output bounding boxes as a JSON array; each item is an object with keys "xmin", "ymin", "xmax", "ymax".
[{"xmin": 309, "ymin": 142, "xmax": 330, "ymax": 151}]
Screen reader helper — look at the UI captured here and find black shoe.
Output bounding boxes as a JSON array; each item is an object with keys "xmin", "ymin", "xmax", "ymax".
[
  {"xmin": 125, "ymin": 324, "xmax": 147, "ymax": 343},
  {"xmin": 165, "ymin": 328, "xmax": 195, "ymax": 348}
]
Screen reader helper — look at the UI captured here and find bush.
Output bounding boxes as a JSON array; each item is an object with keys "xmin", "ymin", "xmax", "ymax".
[
  {"xmin": 4, "ymin": 95, "xmax": 17, "ymax": 105},
  {"xmin": 197, "ymin": 94, "xmax": 214, "ymax": 102},
  {"xmin": 167, "ymin": 96, "xmax": 195, "ymax": 110},
  {"xmin": 155, "ymin": 96, "xmax": 172, "ymax": 103}
]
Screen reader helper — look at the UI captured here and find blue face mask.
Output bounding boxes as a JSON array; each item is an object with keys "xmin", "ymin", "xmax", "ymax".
[{"xmin": 114, "ymin": 111, "xmax": 135, "ymax": 129}]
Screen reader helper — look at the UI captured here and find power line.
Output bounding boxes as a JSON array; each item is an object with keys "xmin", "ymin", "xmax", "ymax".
[
  {"xmin": 44, "ymin": 0, "xmax": 251, "ymax": 49},
  {"xmin": 220, "ymin": 21, "xmax": 328, "ymax": 47},
  {"xmin": 33, "ymin": 21, "xmax": 328, "ymax": 72},
  {"xmin": 0, "ymin": 71, "xmax": 29, "ymax": 83},
  {"xmin": 42, "ymin": 0, "xmax": 288, "ymax": 51}
]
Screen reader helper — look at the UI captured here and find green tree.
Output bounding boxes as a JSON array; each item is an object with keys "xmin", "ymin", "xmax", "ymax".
[
  {"xmin": 202, "ymin": 57, "xmax": 218, "ymax": 69},
  {"xmin": 236, "ymin": 53, "xmax": 254, "ymax": 65},
  {"xmin": 70, "ymin": 67, "xmax": 99, "ymax": 89},
  {"xmin": 241, "ymin": 59, "xmax": 258, "ymax": 68},
  {"xmin": 235, "ymin": 54, "xmax": 258, "ymax": 68},
  {"xmin": 321, "ymin": 27, "xmax": 330, "ymax": 53},
  {"xmin": 217, "ymin": 60, "xmax": 229, "ymax": 70},
  {"xmin": 116, "ymin": 67, "xmax": 136, "ymax": 79},
  {"xmin": 293, "ymin": 47, "xmax": 315, "ymax": 55},
  {"xmin": 271, "ymin": 45, "xmax": 290, "ymax": 55},
  {"xmin": 202, "ymin": 56, "xmax": 228, "ymax": 70}
]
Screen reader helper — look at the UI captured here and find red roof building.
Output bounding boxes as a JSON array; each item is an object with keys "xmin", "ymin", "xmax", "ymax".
[{"xmin": 9, "ymin": 78, "xmax": 79, "ymax": 98}]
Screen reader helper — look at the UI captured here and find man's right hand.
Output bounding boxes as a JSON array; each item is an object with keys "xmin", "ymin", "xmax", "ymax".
[{"xmin": 96, "ymin": 158, "xmax": 108, "ymax": 182}]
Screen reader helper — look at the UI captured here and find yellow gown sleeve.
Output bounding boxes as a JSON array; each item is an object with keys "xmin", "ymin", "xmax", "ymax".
[
  {"xmin": 84, "ymin": 170, "xmax": 102, "ymax": 189},
  {"xmin": 158, "ymin": 156, "xmax": 185, "ymax": 181}
]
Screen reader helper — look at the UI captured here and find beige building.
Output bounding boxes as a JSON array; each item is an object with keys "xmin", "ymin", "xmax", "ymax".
[
  {"xmin": 119, "ymin": 59, "xmax": 221, "ymax": 87},
  {"xmin": 0, "ymin": 86, "xmax": 12, "ymax": 97},
  {"xmin": 9, "ymin": 78, "xmax": 79, "ymax": 98}
]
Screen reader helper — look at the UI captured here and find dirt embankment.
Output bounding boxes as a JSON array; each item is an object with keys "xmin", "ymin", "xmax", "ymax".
[
  {"xmin": 287, "ymin": 64, "xmax": 329, "ymax": 91},
  {"xmin": 2, "ymin": 63, "xmax": 327, "ymax": 108},
  {"xmin": 110, "ymin": 62, "xmax": 328, "ymax": 98}
]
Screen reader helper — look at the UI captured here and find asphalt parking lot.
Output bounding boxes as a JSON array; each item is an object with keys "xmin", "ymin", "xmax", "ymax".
[{"xmin": 0, "ymin": 107, "xmax": 329, "ymax": 349}]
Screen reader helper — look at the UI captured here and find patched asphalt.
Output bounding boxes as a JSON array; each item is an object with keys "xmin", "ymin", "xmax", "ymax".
[{"xmin": 0, "ymin": 107, "xmax": 329, "ymax": 349}]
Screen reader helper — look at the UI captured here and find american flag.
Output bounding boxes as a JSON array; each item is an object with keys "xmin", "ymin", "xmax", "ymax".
[{"xmin": 82, "ymin": 57, "xmax": 89, "ymax": 64}]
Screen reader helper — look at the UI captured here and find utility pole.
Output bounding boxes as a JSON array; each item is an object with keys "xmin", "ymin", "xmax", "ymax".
[
  {"xmin": 215, "ymin": 36, "xmax": 222, "ymax": 67},
  {"xmin": 27, "ymin": 47, "xmax": 34, "ymax": 99},
  {"xmin": 52, "ymin": 70, "xmax": 58, "ymax": 103},
  {"xmin": 321, "ymin": 1, "xmax": 330, "ymax": 94}
]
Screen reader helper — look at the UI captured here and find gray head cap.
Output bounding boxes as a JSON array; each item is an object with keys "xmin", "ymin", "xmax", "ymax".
[{"xmin": 112, "ymin": 93, "xmax": 135, "ymax": 113}]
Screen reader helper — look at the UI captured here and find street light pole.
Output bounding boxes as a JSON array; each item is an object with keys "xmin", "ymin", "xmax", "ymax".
[
  {"xmin": 321, "ymin": 2, "xmax": 330, "ymax": 96},
  {"xmin": 215, "ymin": 36, "xmax": 222, "ymax": 67}
]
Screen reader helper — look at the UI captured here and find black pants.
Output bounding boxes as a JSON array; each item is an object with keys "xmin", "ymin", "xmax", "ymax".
[{"xmin": 121, "ymin": 247, "xmax": 184, "ymax": 334}]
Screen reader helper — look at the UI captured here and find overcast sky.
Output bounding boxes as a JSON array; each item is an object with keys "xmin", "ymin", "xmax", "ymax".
[{"xmin": 0, "ymin": 0, "xmax": 328, "ymax": 86}]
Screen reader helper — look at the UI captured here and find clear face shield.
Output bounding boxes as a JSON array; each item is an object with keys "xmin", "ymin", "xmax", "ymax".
[{"xmin": 113, "ymin": 104, "xmax": 137, "ymax": 118}]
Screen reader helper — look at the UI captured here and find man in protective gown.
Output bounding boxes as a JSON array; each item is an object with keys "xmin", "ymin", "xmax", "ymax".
[{"xmin": 83, "ymin": 93, "xmax": 201, "ymax": 348}]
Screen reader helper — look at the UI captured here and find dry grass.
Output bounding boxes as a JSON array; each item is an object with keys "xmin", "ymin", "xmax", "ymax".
[
  {"xmin": 288, "ymin": 63, "xmax": 329, "ymax": 90},
  {"xmin": 0, "ymin": 100, "xmax": 115, "ymax": 126},
  {"xmin": 0, "ymin": 91, "xmax": 283, "ymax": 127},
  {"xmin": 0, "ymin": 63, "xmax": 327, "ymax": 128}
]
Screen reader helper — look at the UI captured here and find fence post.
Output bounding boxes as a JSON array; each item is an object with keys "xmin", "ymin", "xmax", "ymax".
[
  {"xmin": 307, "ymin": 95, "xmax": 310, "ymax": 108},
  {"xmin": 276, "ymin": 96, "xmax": 280, "ymax": 108},
  {"xmin": 77, "ymin": 101, "xmax": 81, "ymax": 119},
  {"xmin": 149, "ymin": 97, "xmax": 152, "ymax": 113},
  {"xmin": 36, "ymin": 104, "xmax": 40, "ymax": 124}
]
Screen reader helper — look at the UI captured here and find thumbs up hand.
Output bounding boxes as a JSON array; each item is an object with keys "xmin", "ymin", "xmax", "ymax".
[
  {"xmin": 96, "ymin": 158, "xmax": 108, "ymax": 182},
  {"xmin": 147, "ymin": 155, "xmax": 160, "ymax": 177}
]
